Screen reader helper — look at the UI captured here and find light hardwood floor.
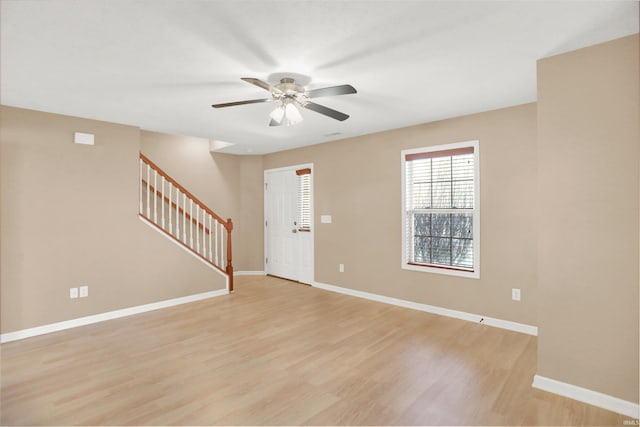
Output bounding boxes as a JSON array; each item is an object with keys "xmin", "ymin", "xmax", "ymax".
[{"xmin": 1, "ymin": 275, "xmax": 630, "ymax": 426}]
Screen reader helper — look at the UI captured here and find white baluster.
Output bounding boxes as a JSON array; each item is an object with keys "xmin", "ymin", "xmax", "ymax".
[
  {"xmin": 203, "ymin": 210, "xmax": 207, "ymax": 258},
  {"xmin": 139, "ymin": 158, "xmax": 143, "ymax": 214},
  {"xmin": 214, "ymin": 220, "xmax": 219, "ymax": 266},
  {"xmin": 175, "ymin": 188, "xmax": 180, "ymax": 239},
  {"xmin": 168, "ymin": 182, "xmax": 173, "ymax": 234},
  {"xmin": 196, "ymin": 205, "xmax": 200, "ymax": 253},
  {"xmin": 208, "ymin": 214, "xmax": 213, "ymax": 262},
  {"xmin": 202, "ymin": 209, "xmax": 206, "ymax": 256},
  {"xmin": 183, "ymin": 193, "xmax": 187, "ymax": 243},
  {"xmin": 146, "ymin": 163, "xmax": 150, "ymax": 218},
  {"xmin": 161, "ymin": 176, "xmax": 165, "ymax": 229},
  {"xmin": 153, "ymin": 170, "xmax": 158, "ymax": 223},
  {"xmin": 220, "ymin": 222, "xmax": 225, "ymax": 267},
  {"xmin": 189, "ymin": 199, "xmax": 193, "ymax": 248},
  {"xmin": 200, "ymin": 208, "xmax": 205, "ymax": 256}
]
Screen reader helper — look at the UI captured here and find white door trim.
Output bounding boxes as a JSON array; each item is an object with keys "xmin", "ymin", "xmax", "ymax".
[{"xmin": 264, "ymin": 163, "xmax": 314, "ymax": 283}]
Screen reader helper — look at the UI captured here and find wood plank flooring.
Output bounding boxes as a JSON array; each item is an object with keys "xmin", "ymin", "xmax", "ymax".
[{"xmin": 0, "ymin": 275, "xmax": 630, "ymax": 425}]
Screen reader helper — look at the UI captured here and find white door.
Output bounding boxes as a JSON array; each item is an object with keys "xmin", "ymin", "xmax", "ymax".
[{"xmin": 264, "ymin": 165, "xmax": 314, "ymax": 284}]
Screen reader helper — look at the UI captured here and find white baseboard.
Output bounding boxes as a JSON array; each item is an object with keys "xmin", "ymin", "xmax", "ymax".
[
  {"xmin": 235, "ymin": 271, "xmax": 266, "ymax": 276},
  {"xmin": 312, "ymin": 281, "xmax": 538, "ymax": 336},
  {"xmin": 0, "ymin": 289, "xmax": 228, "ymax": 344},
  {"xmin": 533, "ymin": 375, "xmax": 639, "ymax": 418}
]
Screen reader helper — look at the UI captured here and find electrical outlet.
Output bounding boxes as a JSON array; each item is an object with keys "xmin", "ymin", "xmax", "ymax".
[
  {"xmin": 512, "ymin": 288, "xmax": 521, "ymax": 301},
  {"xmin": 339, "ymin": 263, "xmax": 344, "ymax": 273},
  {"xmin": 79, "ymin": 286, "xmax": 89, "ymax": 298},
  {"xmin": 70, "ymin": 288, "xmax": 78, "ymax": 299}
]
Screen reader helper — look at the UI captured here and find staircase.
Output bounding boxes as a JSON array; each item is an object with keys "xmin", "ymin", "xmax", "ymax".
[{"xmin": 138, "ymin": 153, "xmax": 233, "ymax": 292}]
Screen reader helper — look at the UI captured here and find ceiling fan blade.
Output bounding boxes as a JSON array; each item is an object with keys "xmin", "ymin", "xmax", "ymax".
[
  {"xmin": 304, "ymin": 84, "xmax": 357, "ymax": 99},
  {"xmin": 211, "ymin": 98, "xmax": 273, "ymax": 108},
  {"xmin": 301, "ymin": 101, "xmax": 350, "ymax": 121},
  {"xmin": 241, "ymin": 77, "xmax": 283, "ymax": 94}
]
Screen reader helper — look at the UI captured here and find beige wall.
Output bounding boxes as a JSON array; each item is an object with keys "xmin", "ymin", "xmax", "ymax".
[
  {"xmin": 0, "ymin": 107, "xmax": 228, "ymax": 333},
  {"xmin": 237, "ymin": 155, "xmax": 265, "ymax": 271},
  {"xmin": 140, "ymin": 131, "xmax": 240, "ymax": 221},
  {"xmin": 537, "ymin": 35, "xmax": 639, "ymax": 403},
  {"xmin": 264, "ymin": 103, "xmax": 539, "ymax": 326}
]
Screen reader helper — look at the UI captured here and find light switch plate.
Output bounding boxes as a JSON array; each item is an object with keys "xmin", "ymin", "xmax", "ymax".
[
  {"xmin": 321, "ymin": 215, "xmax": 332, "ymax": 224},
  {"xmin": 512, "ymin": 288, "xmax": 521, "ymax": 301}
]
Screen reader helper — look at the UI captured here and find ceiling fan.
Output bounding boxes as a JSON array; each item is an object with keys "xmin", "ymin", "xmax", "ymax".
[{"xmin": 211, "ymin": 77, "xmax": 357, "ymax": 127}]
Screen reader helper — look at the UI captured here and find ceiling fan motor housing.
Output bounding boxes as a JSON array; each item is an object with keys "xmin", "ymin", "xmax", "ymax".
[{"xmin": 275, "ymin": 78, "xmax": 304, "ymax": 95}]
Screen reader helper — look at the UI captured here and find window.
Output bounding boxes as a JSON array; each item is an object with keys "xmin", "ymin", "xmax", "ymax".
[
  {"xmin": 296, "ymin": 168, "xmax": 311, "ymax": 231},
  {"xmin": 401, "ymin": 141, "xmax": 479, "ymax": 278}
]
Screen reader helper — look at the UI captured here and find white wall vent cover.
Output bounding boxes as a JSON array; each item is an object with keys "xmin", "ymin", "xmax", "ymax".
[{"xmin": 74, "ymin": 132, "xmax": 95, "ymax": 145}]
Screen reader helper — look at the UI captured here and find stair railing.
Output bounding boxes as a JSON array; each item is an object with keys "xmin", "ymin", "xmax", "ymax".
[{"xmin": 138, "ymin": 153, "xmax": 233, "ymax": 292}]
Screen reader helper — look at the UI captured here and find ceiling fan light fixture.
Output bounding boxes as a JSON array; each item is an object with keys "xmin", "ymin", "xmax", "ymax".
[
  {"xmin": 284, "ymin": 102, "xmax": 303, "ymax": 125},
  {"xmin": 269, "ymin": 105, "xmax": 285, "ymax": 123}
]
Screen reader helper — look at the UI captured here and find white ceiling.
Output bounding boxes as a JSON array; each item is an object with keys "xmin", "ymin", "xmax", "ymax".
[{"xmin": 1, "ymin": 1, "xmax": 638, "ymax": 154}]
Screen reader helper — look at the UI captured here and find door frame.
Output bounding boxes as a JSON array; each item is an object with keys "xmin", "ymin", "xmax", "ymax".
[{"xmin": 263, "ymin": 163, "xmax": 314, "ymax": 282}]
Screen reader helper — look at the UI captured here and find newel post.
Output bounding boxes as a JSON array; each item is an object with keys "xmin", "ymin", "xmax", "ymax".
[{"xmin": 225, "ymin": 218, "xmax": 234, "ymax": 292}]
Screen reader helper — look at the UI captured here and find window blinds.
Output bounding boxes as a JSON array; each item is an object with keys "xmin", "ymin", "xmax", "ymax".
[
  {"xmin": 297, "ymin": 169, "xmax": 311, "ymax": 230},
  {"xmin": 405, "ymin": 147, "xmax": 475, "ymax": 270}
]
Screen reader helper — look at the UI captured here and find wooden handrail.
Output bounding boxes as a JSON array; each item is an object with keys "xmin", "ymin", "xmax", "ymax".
[{"xmin": 140, "ymin": 152, "xmax": 231, "ymax": 230}]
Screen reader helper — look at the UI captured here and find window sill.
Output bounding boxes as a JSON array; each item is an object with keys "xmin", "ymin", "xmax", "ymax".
[{"xmin": 402, "ymin": 262, "xmax": 480, "ymax": 279}]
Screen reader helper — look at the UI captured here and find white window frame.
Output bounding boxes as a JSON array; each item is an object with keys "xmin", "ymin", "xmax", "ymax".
[{"xmin": 401, "ymin": 140, "xmax": 480, "ymax": 279}]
